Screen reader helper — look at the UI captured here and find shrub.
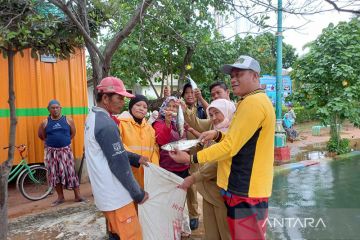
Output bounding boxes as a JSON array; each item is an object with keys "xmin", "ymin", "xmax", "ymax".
[{"xmin": 326, "ymin": 136, "xmax": 350, "ymax": 155}]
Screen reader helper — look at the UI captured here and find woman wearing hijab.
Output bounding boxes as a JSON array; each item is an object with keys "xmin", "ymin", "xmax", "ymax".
[
  {"xmin": 152, "ymin": 96, "xmax": 192, "ymax": 237},
  {"xmin": 181, "ymin": 99, "xmax": 236, "ymax": 240},
  {"xmin": 153, "ymin": 96, "xmax": 189, "ymax": 178},
  {"xmin": 118, "ymin": 94, "xmax": 159, "ymax": 188}
]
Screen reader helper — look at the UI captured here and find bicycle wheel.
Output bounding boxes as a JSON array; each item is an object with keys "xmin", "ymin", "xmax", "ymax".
[{"xmin": 19, "ymin": 165, "xmax": 52, "ymax": 201}]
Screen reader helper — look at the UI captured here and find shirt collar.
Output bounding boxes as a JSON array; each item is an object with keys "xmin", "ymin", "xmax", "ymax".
[{"xmin": 238, "ymin": 88, "xmax": 265, "ymax": 101}]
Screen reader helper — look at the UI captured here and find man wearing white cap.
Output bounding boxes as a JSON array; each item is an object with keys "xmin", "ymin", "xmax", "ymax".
[
  {"xmin": 170, "ymin": 56, "xmax": 275, "ymax": 240},
  {"xmin": 85, "ymin": 76, "xmax": 149, "ymax": 240}
]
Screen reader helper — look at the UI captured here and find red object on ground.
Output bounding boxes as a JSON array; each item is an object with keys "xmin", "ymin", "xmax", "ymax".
[{"xmin": 274, "ymin": 146, "xmax": 291, "ymax": 162}]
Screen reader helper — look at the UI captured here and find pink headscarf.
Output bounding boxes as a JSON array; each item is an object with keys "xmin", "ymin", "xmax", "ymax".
[{"xmin": 206, "ymin": 99, "xmax": 236, "ymax": 132}]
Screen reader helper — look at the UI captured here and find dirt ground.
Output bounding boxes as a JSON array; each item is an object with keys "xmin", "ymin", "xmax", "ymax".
[{"xmin": 7, "ymin": 121, "xmax": 360, "ymax": 239}]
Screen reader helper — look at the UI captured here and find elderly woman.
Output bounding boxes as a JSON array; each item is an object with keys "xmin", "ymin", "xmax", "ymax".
[
  {"xmin": 152, "ymin": 96, "xmax": 189, "ymax": 178},
  {"xmin": 181, "ymin": 99, "xmax": 236, "ymax": 240}
]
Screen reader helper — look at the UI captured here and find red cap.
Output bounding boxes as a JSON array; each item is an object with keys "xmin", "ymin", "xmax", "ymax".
[{"xmin": 96, "ymin": 77, "xmax": 134, "ymax": 98}]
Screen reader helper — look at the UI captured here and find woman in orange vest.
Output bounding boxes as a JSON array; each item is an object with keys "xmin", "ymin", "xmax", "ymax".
[{"xmin": 118, "ymin": 94, "xmax": 159, "ymax": 188}]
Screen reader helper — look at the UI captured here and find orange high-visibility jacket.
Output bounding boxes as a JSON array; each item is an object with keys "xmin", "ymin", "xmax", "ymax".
[{"xmin": 118, "ymin": 111, "xmax": 159, "ymax": 188}]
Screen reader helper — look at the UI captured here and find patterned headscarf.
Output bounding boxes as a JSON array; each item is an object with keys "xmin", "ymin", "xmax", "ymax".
[{"xmin": 158, "ymin": 96, "xmax": 178, "ymax": 124}]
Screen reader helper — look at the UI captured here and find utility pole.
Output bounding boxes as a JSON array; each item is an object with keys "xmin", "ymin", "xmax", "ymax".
[
  {"xmin": 274, "ymin": 0, "xmax": 290, "ymax": 162},
  {"xmin": 275, "ymin": 0, "xmax": 283, "ymax": 122}
]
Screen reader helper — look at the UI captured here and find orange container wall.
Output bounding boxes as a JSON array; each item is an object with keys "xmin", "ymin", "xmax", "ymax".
[{"xmin": 0, "ymin": 48, "xmax": 88, "ymax": 165}]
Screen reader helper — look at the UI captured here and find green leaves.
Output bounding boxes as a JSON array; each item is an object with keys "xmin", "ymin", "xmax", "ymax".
[
  {"xmin": 291, "ymin": 18, "xmax": 360, "ymax": 136},
  {"xmin": 0, "ymin": 0, "xmax": 83, "ymax": 59}
]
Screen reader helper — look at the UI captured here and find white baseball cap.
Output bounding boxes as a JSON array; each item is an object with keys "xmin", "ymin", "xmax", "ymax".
[{"xmin": 221, "ymin": 55, "xmax": 261, "ymax": 74}]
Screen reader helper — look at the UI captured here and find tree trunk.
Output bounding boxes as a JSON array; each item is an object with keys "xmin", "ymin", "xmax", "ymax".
[
  {"xmin": 0, "ymin": 174, "xmax": 9, "ymax": 239},
  {"xmin": 160, "ymin": 73, "xmax": 165, "ymax": 98},
  {"xmin": 0, "ymin": 50, "xmax": 17, "ymax": 240},
  {"xmin": 329, "ymin": 114, "xmax": 341, "ymax": 152},
  {"xmin": 330, "ymin": 114, "xmax": 340, "ymax": 139},
  {"xmin": 178, "ymin": 46, "xmax": 194, "ymax": 90}
]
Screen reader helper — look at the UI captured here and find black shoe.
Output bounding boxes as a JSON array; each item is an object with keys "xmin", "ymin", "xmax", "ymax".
[
  {"xmin": 190, "ymin": 218, "xmax": 199, "ymax": 230},
  {"xmin": 108, "ymin": 232, "xmax": 120, "ymax": 240}
]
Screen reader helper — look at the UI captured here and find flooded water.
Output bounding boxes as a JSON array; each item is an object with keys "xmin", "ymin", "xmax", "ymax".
[
  {"xmin": 294, "ymin": 150, "xmax": 327, "ymax": 161},
  {"xmin": 268, "ymin": 156, "xmax": 360, "ymax": 239}
]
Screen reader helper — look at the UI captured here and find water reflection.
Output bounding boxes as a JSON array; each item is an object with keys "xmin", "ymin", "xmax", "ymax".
[
  {"xmin": 294, "ymin": 150, "xmax": 326, "ymax": 161},
  {"xmin": 269, "ymin": 157, "xmax": 360, "ymax": 239}
]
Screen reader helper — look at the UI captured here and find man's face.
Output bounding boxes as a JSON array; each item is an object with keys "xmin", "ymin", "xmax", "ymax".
[
  {"xmin": 183, "ymin": 87, "xmax": 195, "ymax": 106},
  {"xmin": 230, "ymin": 69, "xmax": 257, "ymax": 97},
  {"xmin": 48, "ymin": 104, "xmax": 61, "ymax": 118},
  {"xmin": 210, "ymin": 86, "xmax": 230, "ymax": 101},
  {"xmin": 105, "ymin": 94, "xmax": 125, "ymax": 114}
]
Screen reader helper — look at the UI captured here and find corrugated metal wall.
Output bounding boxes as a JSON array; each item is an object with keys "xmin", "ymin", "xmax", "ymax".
[{"xmin": 0, "ymin": 48, "xmax": 88, "ymax": 165}]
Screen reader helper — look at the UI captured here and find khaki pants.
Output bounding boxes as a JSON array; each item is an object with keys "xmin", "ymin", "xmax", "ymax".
[
  {"xmin": 187, "ymin": 164, "xmax": 199, "ymax": 219},
  {"xmin": 103, "ymin": 202, "xmax": 142, "ymax": 240},
  {"xmin": 203, "ymin": 199, "xmax": 231, "ymax": 240}
]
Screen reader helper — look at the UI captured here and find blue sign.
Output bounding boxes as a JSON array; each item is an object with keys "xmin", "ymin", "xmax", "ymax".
[{"xmin": 260, "ymin": 75, "xmax": 292, "ymax": 106}]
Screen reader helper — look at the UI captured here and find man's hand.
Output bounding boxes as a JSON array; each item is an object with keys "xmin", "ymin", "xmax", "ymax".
[
  {"xmin": 178, "ymin": 175, "xmax": 195, "ymax": 190},
  {"xmin": 169, "ymin": 149, "xmax": 190, "ymax": 164},
  {"xmin": 199, "ymin": 130, "xmax": 218, "ymax": 143},
  {"xmin": 139, "ymin": 156, "xmax": 149, "ymax": 167},
  {"xmin": 138, "ymin": 191, "xmax": 149, "ymax": 204},
  {"xmin": 164, "ymin": 86, "xmax": 170, "ymax": 97},
  {"xmin": 194, "ymin": 88, "xmax": 203, "ymax": 100}
]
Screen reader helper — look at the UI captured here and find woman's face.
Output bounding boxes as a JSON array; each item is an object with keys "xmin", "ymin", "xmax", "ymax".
[
  {"xmin": 208, "ymin": 107, "xmax": 225, "ymax": 126},
  {"xmin": 131, "ymin": 101, "xmax": 148, "ymax": 120},
  {"xmin": 183, "ymin": 87, "xmax": 195, "ymax": 106},
  {"xmin": 166, "ymin": 100, "xmax": 177, "ymax": 113}
]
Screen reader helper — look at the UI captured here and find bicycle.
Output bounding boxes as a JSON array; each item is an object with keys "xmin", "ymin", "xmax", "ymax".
[{"xmin": 6, "ymin": 144, "xmax": 52, "ymax": 201}]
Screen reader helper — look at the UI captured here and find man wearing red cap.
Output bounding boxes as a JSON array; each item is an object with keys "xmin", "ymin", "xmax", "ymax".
[{"xmin": 85, "ymin": 76, "xmax": 149, "ymax": 240}]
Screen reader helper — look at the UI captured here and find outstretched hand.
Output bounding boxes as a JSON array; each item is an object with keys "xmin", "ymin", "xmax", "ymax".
[
  {"xmin": 169, "ymin": 149, "xmax": 190, "ymax": 164},
  {"xmin": 199, "ymin": 130, "xmax": 218, "ymax": 143}
]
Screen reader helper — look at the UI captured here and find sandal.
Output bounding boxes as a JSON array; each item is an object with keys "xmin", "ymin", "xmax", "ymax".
[
  {"xmin": 74, "ymin": 197, "xmax": 88, "ymax": 203},
  {"xmin": 51, "ymin": 199, "xmax": 65, "ymax": 207}
]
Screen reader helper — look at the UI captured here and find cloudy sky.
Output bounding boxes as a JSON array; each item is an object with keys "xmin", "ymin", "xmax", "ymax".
[
  {"xmin": 282, "ymin": 10, "xmax": 354, "ymax": 55},
  {"xmin": 218, "ymin": 4, "xmax": 355, "ymax": 55}
]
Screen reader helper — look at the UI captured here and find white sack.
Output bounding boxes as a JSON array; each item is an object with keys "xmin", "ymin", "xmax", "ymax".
[{"xmin": 139, "ymin": 164, "xmax": 191, "ymax": 240}]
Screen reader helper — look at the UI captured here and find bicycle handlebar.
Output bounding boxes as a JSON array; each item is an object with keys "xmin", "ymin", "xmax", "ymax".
[
  {"xmin": 3, "ymin": 145, "xmax": 27, "ymax": 158},
  {"xmin": 3, "ymin": 144, "xmax": 26, "ymax": 150}
]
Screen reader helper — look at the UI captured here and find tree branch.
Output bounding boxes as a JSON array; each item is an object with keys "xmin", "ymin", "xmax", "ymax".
[
  {"xmin": 324, "ymin": 0, "xmax": 360, "ymax": 14},
  {"xmin": 48, "ymin": 0, "xmax": 105, "ymax": 62},
  {"xmin": 103, "ymin": 0, "xmax": 153, "ymax": 68},
  {"xmin": 2, "ymin": 2, "xmax": 28, "ymax": 30}
]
